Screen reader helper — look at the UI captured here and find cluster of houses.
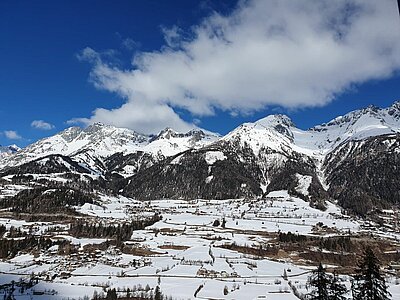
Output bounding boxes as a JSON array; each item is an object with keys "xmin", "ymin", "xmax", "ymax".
[{"xmin": 196, "ymin": 267, "xmax": 239, "ymax": 278}]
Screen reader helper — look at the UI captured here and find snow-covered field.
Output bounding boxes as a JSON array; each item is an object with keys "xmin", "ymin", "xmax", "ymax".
[{"xmin": 0, "ymin": 190, "xmax": 399, "ymax": 299}]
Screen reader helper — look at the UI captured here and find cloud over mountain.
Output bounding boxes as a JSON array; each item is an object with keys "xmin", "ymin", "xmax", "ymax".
[
  {"xmin": 4, "ymin": 130, "xmax": 22, "ymax": 140},
  {"xmin": 31, "ymin": 120, "xmax": 55, "ymax": 130},
  {"xmin": 77, "ymin": 0, "xmax": 400, "ymax": 134}
]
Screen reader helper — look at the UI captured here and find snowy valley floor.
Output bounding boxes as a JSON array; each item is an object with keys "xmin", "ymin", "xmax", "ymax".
[{"xmin": 0, "ymin": 190, "xmax": 399, "ymax": 299}]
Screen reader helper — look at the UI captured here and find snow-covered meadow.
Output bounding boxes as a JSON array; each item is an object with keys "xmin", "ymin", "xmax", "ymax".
[{"xmin": 0, "ymin": 189, "xmax": 399, "ymax": 299}]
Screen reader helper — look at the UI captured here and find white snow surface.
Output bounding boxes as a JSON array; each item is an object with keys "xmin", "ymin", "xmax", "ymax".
[
  {"xmin": 295, "ymin": 174, "xmax": 313, "ymax": 197},
  {"xmin": 205, "ymin": 150, "xmax": 227, "ymax": 165}
]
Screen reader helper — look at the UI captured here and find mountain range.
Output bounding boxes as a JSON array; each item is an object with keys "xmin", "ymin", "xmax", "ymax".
[{"xmin": 1, "ymin": 101, "xmax": 400, "ymax": 216}]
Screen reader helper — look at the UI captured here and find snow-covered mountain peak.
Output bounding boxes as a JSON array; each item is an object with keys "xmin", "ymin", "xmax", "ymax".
[
  {"xmin": 221, "ymin": 102, "xmax": 400, "ymax": 159},
  {"xmin": 83, "ymin": 122, "xmax": 119, "ymax": 134},
  {"xmin": 82, "ymin": 122, "xmax": 106, "ymax": 133},
  {"xmin": 0, "ymin": 123, "xmax": 151, "ymax": 168},
  {"xmin": 304, "ymin": 103, "xmax": 400, "ymax": 154},
  {"xmin": 312, "ymin": 103, "xmax": 399, "ymax": 132},
  {"xmin": 254, "ymin": 114, "xmax": 295, "ymax": 140},
  {"xmin": 154, "ymin": 127, "xmax": 219, "ymax": 141},
  {"xmin": 390, "ymin": 100, "xmax": 400, "ymax": 108},
  {"xmin": 145, "ymin": 127, "xmax": 219, "ymax": 157},
  {"xmin": 154, "ymin": 127, "xmax": 178, "ymax": 140},
  {"xmin": 6, "ymin": 144, "xmax": 20, "ymax": 152},
  {"xmin": 0, "ymin": 144, "xmax": 20, "ymax": 159},
  {"xmin": 387, "ymin": 100, "xmax": 400, "ymax": 119},
  {"xmin": 59, "ymin": 126, "xmax": 82, "ymax": 142},
  {"xmin": 255, "ymin": 114, "xmax": 295, "ymax": 129},
  {"xmin": 79, "ymin": 123, "xmax": 149, "ymax": 145},
  {"xmin": 57, "ymin": 123, "xmax": 147, "ymax": 152},
  {"xmin": 222, "ymin": 115, "xmax": 296, "ymax": 157}
]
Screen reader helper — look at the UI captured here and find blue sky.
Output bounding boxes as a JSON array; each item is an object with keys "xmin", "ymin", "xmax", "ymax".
[{"xmin": 1, "ymin": 0, "xmax": 400, "ymax": 147}]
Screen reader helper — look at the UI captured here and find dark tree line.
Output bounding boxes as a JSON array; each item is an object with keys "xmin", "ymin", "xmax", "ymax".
[
  {"xmin": 279, "ymin": 232, "xmax": 353, "ymax": 252},
  {"xmin": 0, "ymin": 187, "xmax": 97, "ymax": 214},
  {"xmin": 7, "ymin": 226, "xmax": 28, "ymax": 238},
  {"xmin": 0, "ymin": 224, "xmax": 6, "ymax": 237},
  {"xmin": 70, "ymin": 214, "xmax": 162, "ymax": 241},
  {"xmin": 279, "ymin": 231, "xmax": 310, "ymax": 243},
  {"xmin": 0, "ymin": 236, "xmax": 54, "ymax": 258},
  {"xmin": 93, "ymin": 285, "xmax": 166, "ymax": 300},
  {"xmin": 318, "ymin": 236, "xmax": 353, "ymax": 253}
]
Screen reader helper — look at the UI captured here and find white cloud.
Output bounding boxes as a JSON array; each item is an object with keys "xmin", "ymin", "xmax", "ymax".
[
  {"xmin": 161, "ymin": 25, "xmax": 183, "ymax": 48},
  {"xmin": 76, "ymin": 0, "xmax": 400, "ymax": 134},
  {"xmin": 31, "ymin": 120, "xmax": 55, "ymax": 130},
  {"xmin": 4, "ymin": 130, "xmax": 22, "ymax": 140},
  {"xmin": 71, "ymin": 102, "xmax": 194, "ymax": 133},
  {"xmin": 121, "ymin": 37, "xmax": 140, "ymax": 50}
]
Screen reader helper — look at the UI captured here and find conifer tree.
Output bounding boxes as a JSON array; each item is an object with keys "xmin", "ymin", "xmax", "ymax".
[
  {"xmin": 283, "ymin": 269, "xmax": 288, "ymax": 281},
  {"xmin": 328, "ymin": 271, "xmax": 347, "ymax": 300},
  {"xmin": 307, "ymin": 263, "xmax": 330, "ymax": 300},
  {"xmin": 106, "ymin": 288, "xmax": 117, "ymax": 300},
  {"xmin": 352, "ymin": 247, "xmax": 391, "ymax": 300},
  {"xmin": 154, "ymin": 285, "xmax": 163, "ymax": 300}
]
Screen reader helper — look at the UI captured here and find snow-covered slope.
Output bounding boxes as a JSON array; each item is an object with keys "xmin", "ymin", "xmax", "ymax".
[
  {"xmin": 221, "ymin": 101, "xmax": 400, "ymax": 159},
  {"xmin": 0, "ymin": 123, "xmax": 219, "ymax": 171},
  {"xmin": 308, "ymin": 102, "xmax": 400, "ymax": 151},
  {"xmin": 145, "ymin": 127, "xmax": 220, "ymax": 157},
  {"xmin": 222, "ymin": 115, "xmax": 296, "ymax": 156}
]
